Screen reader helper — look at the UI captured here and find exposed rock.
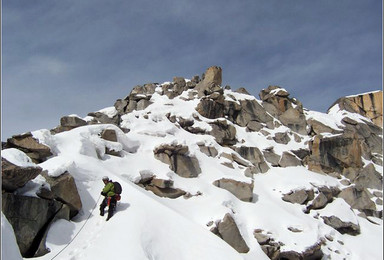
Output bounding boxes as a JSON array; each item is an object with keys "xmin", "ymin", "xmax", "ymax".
[
  {"xmin": 318, "ymin": 186, "xmax": 341, "ymax": 200},
  {"xmin": 328, "ymin": 91, "xmax": 383, "ymax": 127},
  {"xmin": 321, "ymin": 215, "xmax": 360, "ymax": 235},
  {"xmin": 114, "ymin": 99, "xmax": 129, "ymax": 114},
  {"xmin": 124, "ymin": 84, "xmax": 156, "ymax": 112},
  {"xmin": 198, "ymin": 144, "xmax": 218, "ymax": 157},
  {"xmin": 173, "ymin": 76, "xmax": 186, "ymax": 88},
  {"xmin": 195, "ymin": 98, "xmax": 225, "ymax": 119},
  {"xmin": 100, "ymin": 129, "xmax": 117, "ymax": 142},
  {"xmin": 290, "ymin": 148, "xmax": 310, "ymax": 161},
  {"xmin": 279, "ymin": 242, "xmax": 323, "ymax": 260},
  {"xmin": 2, "ymin": 158, "xmax": 42, "ymax": 192},
  {"xmin": 41, "ymin": 171, "xmax": 82, "ymax": 217},
  {"xmin": 195, "ymin": 66, "xmax": 223, "ymax": 97},
  {"xmin": 278, "ymin": 152, "xmax": 302, "ymax": 167},
  {"xmin": 6, "ymin": 133, "xmax": 52, "ymax": 163},
  {"xmin": 154, "ymin": 144, "xmax": 201, "ymax": 178},
  {"xmin": 307, "ymin": 193, "xmax": 329, "ymax": 210},
  {"xmin": 254, "ymin": 232, "xmax": 271, "ymax": 245},
  {"xmin": 87, "ymin": 111, "xmax": 120, "ymax": 125},
  {"xmin": 353, "ymin": 163, "xmax": 383, "ymax": 190},
  {"xmin": 287, "ymin": 226, "xmax": 303, "ymax": 233},
  {"xmin": 213, "ymin": 178, "xmax": 253, "ymax": 202},
  {"xmin": 162, "ymin": 80, "xmax": 187, "ymax": 99},
  {"xmin": 259, "ymin": 86, "xmax": 307, "ymax": 134},
  {"xmin": 235, "ymin": 87, "xmax": 250, "ymax": 95},
  {"xmin": 235, "ymin": 99, "xmax": 274, "ymax": 127},
  {"xmin": 234, "ymin": 146, "xmax": 269, "ymax": 173},
  {"xmin": 307, "ymin": 118, "xmax": 342, "ymax": 135},
  {"xmin": 341, "ymin": 118, "xmax": 383, "ymax": 157},
  {"xmin": 209, "ymin": 120, "xmax": 237, "ymax": 146},
  {"xmin": 246, "ymin": 120, "xmax": 264, "ymax": 132},
  {"xmin": 254, "ymin": 231, "xmax": 281, "ymax": 260},
  {"xmin": 60, "ymin": 115, "xmax": 87, "ymax": 128},
  {"xmin": 2, "ymin": 192, "xmax": 64, "ymax": 257},
  {"xmin": 282, "ymin": 189, "xmax": 314, "ymax": 205},
  {"xmin": 263, "ymin": 148, "xmax": 281, "ymax": 166},
  {"xmin": 273, "ymin": 132, "xmax": 291, "ymax": 144},
  {"xmin": 308, "ymin": 133, "xmax": 363, "ymax": 174},
  {"xmin": 216, "ymin": 213, "xmax": 250, "ymax": 253},
  {"xmin": 144, "ymin": 178, "xmax": 186, "ymax": 199},
  {"xmin": 338, "ymin": 186, "xmax": 376, "ymax": 211}
]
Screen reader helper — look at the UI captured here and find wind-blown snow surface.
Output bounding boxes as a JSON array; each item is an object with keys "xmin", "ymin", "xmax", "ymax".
[{"xmin": 2, "ymin": 86, "xmax": 383, "ymax": 260}]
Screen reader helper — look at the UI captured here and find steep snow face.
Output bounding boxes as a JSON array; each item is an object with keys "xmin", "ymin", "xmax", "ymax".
[{"xmin": 1, "ymin": 85, "xmax": 383, "ymax": 260}]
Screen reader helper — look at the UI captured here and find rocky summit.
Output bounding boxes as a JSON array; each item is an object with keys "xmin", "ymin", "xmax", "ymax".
[{"xmin": 2, "ymin": 66, "xmax": 383, "ymax": 260}]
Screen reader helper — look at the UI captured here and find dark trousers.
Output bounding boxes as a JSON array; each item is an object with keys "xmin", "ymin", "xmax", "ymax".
[{"xmin": 100, "ymin": 196, "xmax": 117, "ymax": 219}]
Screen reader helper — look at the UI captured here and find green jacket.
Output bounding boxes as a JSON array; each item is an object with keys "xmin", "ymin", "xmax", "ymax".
[{"xmin": 102, "ymin": 182, "xmax": 115, "ymax": 197}]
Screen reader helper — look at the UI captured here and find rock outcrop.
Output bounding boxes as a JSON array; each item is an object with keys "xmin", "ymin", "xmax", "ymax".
[
  {"xmin": 154, "ymin": 143, "xmax": 202, "ymax": 178},
  {"xmin": 4, "ymin": 133, "xmax": 52, "ymax": 163},
  {"xmin": 213, "ymin": 178, "xmax": 253, "ymax": 202},
  {"xmin": 329, "ymin": 91, "xmax": 383, "ymax": 127},
  {"xmin": 2, "ymin": 66, "xmax": 382, "ymax": 260},
  {"xmin": 2, "ymin": 158, "xmax": 82, "ymax": 257},
  {"xmin": 211, "ymin": 213, "xmax": 250, "ymax": 253},
  {"xmin": 2, "ymin": 158, "xmax": 42, "ymax": 192},
  {"xmin": 259, "ymin": 86, "xmax": 307, "ymax": 134}
]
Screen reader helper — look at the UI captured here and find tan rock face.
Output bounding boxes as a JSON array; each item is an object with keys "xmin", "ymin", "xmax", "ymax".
[
  {"xmin": 203, "ymin": 66, "xmax": 222, "ymax": 86},
  {"xmin": 355, "ymin": 91, "xmax": 382, "ymax": 126},
  {"xmin": 330, "ymin": 91, "xmax": 382, "ymax": 127},
  {"xmin": 308, "ymin": 134, "xmax": 363, "ymax": 174}
]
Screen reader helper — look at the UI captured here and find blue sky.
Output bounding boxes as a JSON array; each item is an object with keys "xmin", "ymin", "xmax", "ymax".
[{"xmin": 1, "ymin": 0, "xmax": 382, "ymax": 140}]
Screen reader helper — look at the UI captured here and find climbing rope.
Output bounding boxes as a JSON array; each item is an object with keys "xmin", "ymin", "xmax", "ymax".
[{"xmin": 50, "ymin": 194, "xmax": 102, "ymax": 260}]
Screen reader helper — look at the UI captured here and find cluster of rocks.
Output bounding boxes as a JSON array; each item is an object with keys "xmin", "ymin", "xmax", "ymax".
[
  {"xmin": 282, "ymin": 185, "xmax": 362, "ymax": 235},
  {"xmin": 253, "ymin": 229, "xmax": 324, "ymax": 260},
  {"xmin": 2, "ymin": 66, "xmax": 382, "ymax": 259},
  {"xmin": 2, "ymin": 155, "xmax": 82, "ymax": 257}
]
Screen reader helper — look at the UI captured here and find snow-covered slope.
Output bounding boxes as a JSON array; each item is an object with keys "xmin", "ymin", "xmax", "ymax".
[{"xmin": 2, "ymin": 84, "xmax": 383, "ymax": 260}]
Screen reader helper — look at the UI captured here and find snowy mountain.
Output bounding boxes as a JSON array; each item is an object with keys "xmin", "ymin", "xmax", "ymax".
[{"xmin": 2, "ymin": 66, "xmax": 383, "ymax": 260}]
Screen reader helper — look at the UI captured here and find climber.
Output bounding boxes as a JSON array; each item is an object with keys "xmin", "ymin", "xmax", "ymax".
[{"xmin": 99, "ymin": 176, "xmax": 116, "ymax": 221}]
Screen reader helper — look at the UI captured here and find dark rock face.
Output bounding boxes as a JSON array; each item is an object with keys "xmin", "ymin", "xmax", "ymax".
[
  {"xmin": 2, "ymin": 193, "xmax": 64, "ymax": 257},
  {"xmin": 2, "ymin": 158, "xmax": 42, "ymax": 192}
]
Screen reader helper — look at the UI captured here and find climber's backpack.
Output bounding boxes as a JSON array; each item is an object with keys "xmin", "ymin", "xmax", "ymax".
[{"xmin": 114, "ymin": 181, "xmax": 122, "ymax": 201}]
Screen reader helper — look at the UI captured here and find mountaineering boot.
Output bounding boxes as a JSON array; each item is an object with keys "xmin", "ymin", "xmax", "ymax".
[
  {"xmin": 106, "ymin": 209, "xmax": 113, "ymax": 221},
  {"xmin": 100, "ymin": 209, "xmax": 104, "ymax": 216}
]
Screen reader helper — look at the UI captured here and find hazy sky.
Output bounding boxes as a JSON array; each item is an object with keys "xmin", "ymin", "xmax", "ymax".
[{"xmin": 2, "ymin": 0, "xmax": 382, "ymax": 140}]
